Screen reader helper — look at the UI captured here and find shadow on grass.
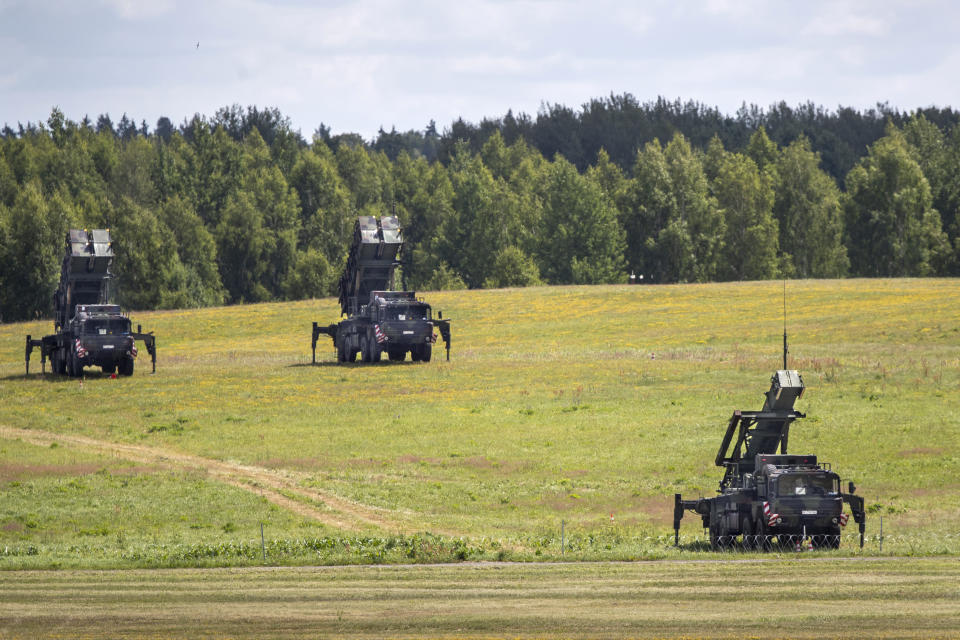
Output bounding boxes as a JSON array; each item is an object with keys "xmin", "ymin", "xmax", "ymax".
[
  {"xmin": 674, "ymin": 540, "xmax": 717, "ymax": 553},
  {"xmin": 3, "ymin": 371, "xmax": 132, "ymax": 383},
  {"xmin": 290, "ymin": 360, "xmax": 426, "ymax": 368}
]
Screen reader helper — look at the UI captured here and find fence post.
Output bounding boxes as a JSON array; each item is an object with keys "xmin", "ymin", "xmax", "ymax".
[
  {"xmin": 261, "ymin": 522, "xmax": 267, "ymax": 563},
  {"xmin": 879, "ymin": 516, "xmax": 883, "ymax": 553}
]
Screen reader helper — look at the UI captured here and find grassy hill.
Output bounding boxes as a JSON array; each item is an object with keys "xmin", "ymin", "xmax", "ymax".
[{"xmin": 1, "ymin": 279, "xmax": 958, "ymax": 568}]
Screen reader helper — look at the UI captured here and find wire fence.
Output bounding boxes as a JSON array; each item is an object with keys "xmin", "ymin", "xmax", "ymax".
[
  {"xmin": 673, "ymin": 529, "xmax": 960, "ymax": 554},
  {"xmin": 691, "ymin": 533, "xmax": 846, "ymax": 552}
]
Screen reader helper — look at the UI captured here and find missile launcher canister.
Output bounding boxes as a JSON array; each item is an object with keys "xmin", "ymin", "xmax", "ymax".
[
  {"xmin": 312, "ymin": 216, "xmax": 451, "ymax": 364},
  {"xmin": 25, "ymin": 229, "xmax": 157, "ymax": 377}
]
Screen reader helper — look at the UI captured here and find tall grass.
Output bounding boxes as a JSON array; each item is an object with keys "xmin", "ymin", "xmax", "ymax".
[{"xmin": 1, "ymin": 279, "xmax": 958, "ymax": 567}]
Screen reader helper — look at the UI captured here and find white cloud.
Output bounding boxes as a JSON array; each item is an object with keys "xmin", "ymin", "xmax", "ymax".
[
  {"xmin": 3, "ymin": 0, "xmax": 960, "ymax": 137},
  {"xmin": 803, "ymin": 3, "xmax": 890, "ymax": 37},
  {"xmin": 99, "ymin": 0, "xmax": 175, "ymax": 20},
  {"xmin": 703, "ymin": 0, "xmax": 766, "ymax": 18}
]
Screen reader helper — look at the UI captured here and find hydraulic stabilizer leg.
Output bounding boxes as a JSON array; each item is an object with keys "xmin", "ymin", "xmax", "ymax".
[
  {"xmin": 133, "ymin": 325, "xmax": 157, "ymax": 373},
  {"xmin": 148, "ymin": 337, "xmax": 157, "ymax": 373},
  {"xmin": 843, "ymin": 484, "xmax": 866, "ymax": 549},
  {"xmin": 674, "ymin": 493, "xmax": 684, "ymax": 546},
  {"xmin": 673, "ymin": 494, "xmax": 710, "ymax": 548},
  {"xmin": 312, "ymin": 323, "xmax": 338, "ymax": 364},
  {"xmin": 436, "ymin": 319, "xmax": 451, "ymax": 361},
  {"xmin": 25, "ymin": 335, "xmax": 46, "ymax": 375}
]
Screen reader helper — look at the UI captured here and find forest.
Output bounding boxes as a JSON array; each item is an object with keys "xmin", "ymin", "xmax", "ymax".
[{"xmin": 1, "ymin": 96, "xmax": 959, "ymax": 322}]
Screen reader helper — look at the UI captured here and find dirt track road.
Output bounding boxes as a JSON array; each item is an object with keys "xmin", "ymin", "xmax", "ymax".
[{"xmin": 0, "ymin": 425, "xmax": 417, "ymax": 533}]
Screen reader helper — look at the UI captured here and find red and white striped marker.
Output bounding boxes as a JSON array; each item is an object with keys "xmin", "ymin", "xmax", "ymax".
[{"xmin": 763, "ymin": 501, "xmax": 779, "ymax": 527}]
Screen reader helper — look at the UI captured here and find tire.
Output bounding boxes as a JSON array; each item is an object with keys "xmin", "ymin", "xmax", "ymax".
[
  {"xmin": 67, "ymin": 350, "xmax": 80, "ymax": 377},
  {"xmin": 828, "ymin": 526, "xmax": 841, "ymax": 549},
  {"xmin": 360, "ymin": 336, "xmax": 371, "ymax": 363},
  {"xmin": 410, "ymin": 345, "xmax": 422, "ymax": 362},
  {"xmin": 741, "ymin": 517, "xmax": 755, "ymax": 551},
  {"xmin": 388, "ymin": 349, "xmax": 405, "ymax": 362},
  {"xmin": 119, "ymin": 356, "xmax": 134, "ymax": 376},
  {"xmin": 813, "ymin": 526, "xmax": 841, "ymax": 550},
  {"xmin": 755, "ymin": 519, "xmax": 769, "ymax": 551},
  {"xmin": 709, "ymin": 524, "xmax": 722, "ymax": 551},
  {"xmin": 421, "ymin": 344, "xmax": 432, "ymax": 362},
  {"xmin": 103, "ymin": 363, "xmax": 116, "ymax": 375},
  {"xmin": 337, "ymin": 341, "xmax": 347, "ymax": 363},
  {"xmin": 369, "ymin": 336, "xmax": 381, "ymax": 362}
]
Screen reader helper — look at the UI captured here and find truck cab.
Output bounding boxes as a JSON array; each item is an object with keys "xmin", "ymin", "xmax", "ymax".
[
  {"xmin": 69, "ymin": 304, "xmax": 138, "ymax": 376},
  {"xmin": 752, "ymin": 454, "xmax": 845, "ymax": 546},
  {"xmin": 368, "ymin": 291, "xmax": 436, "ymax": 361}
]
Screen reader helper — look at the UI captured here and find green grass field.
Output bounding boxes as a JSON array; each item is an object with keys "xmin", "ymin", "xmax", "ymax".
[
  {"xmin": 1, "ymin": 279, "xmax": 959, "ymax": 568},
  {"xmin": 2, "ymin": 558, "xmax": 958, "ymax": 639}
]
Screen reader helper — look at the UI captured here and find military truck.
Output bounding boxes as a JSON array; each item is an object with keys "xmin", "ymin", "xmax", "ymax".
[
  {"xmin": 25, "ymin": 229, "xmax": 156, "ymax": 377},
  {"xmin": 311, "ymin": 216, "xmax": 451, "ymax": 364},
  {"xmin": 673, "ymin": 369, "xmax": 866, "ymax": 550}
]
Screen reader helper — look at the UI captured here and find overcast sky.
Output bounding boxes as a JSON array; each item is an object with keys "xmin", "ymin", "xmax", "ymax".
[{"xmin": 3, "ymin": 0, "xmax": 959, "ymax": 139}]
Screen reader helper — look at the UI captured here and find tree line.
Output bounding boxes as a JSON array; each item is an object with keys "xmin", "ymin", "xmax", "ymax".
[{"xmin": 1, "ymin": 101, "xmax": 958, "ymax": 322}]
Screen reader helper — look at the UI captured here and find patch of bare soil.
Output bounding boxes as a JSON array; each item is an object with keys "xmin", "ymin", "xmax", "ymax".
[
  {"xmin": 0, "ymin": 425, "xmax": 441, "ymax": 534},
  {"xmin": 0, "ymin": 462, "xmax": 102, "ymax": 481},
  {"xmin": 898, "ymin": 447, "xmax": 945, "ymax": 457}
]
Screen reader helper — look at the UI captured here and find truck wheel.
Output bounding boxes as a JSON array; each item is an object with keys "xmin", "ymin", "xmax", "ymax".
[
  {"xmin": 410, "ymin": 346, "xmax": 422, "ymax": 362},
  {"xmin": 68, "ymin": 351, "xmax": 80, "ymax": 377},
  {"xmin": 709, "ymin": 525, "xmax": 722, "ymax": 551},
  {"xmin": 337, "ymin": 342, "xmax": 347, "ymax": 363},
  {"xmin": 755, "ymin": 519, "xmax": 769, "ymax": 551},
  {"xmin": 827, "ymin": 526, "xmax": 841, "ymax": 549},
  {"xmin": 813, "ymin": 526, "xmax": 841, "ymax": 549},
  {"xmin": 421, "ymin": 344, "xmax": 432, "ymax": 362},
  {"xmin": 119, "ymin": 357, "xmax": 134, "ymax": 376},
  {"xmin": 741, "ymin": 517, "xmax": 755, "ymax": 551},
  {"xmin": 369, "ymin": 338, "xmax": 382, "ymax": 363},
  {"xmin": 360, "ymin": 336, "xmax": 371, "ymax": 363}
]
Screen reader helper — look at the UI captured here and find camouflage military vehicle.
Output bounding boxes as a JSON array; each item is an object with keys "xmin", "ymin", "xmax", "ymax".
[
  {"xmin": 311, "ymin": 216, "xmax": 451, "ymax": 364},
  {"xmin": 25, "ymin": 229, "xmax": 156, "ymax": 377},
  {"xmin": 673, "ymin": 369, "xmax": 866, "ymax": 550}
]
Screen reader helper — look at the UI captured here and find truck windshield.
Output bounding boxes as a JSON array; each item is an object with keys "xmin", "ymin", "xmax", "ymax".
[
  {"xmin": 382, "ymin": 306, "xmax": 429, "ymax": 321},
  {"xmin": 778, "ymin": 474, "xmax": 839, "ymax": 496},
  {"xmin": 82, "ymin": 318, "xmax": 130, "ymax": 335}
]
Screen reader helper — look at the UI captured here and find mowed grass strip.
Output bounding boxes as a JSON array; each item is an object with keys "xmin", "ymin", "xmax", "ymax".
[
  {"xmin": 1, "ymin": 279, "xmax": 958, "ymax": 564},
  {"xmin": 0, "ymin": 558, "xmax": 958, "ymax": 639}
]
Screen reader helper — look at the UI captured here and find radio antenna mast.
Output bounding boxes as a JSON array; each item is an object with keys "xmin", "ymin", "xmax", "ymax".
[{"xmin": 782, "ymin": 278, "xmax": 788, "ymax": 369}]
